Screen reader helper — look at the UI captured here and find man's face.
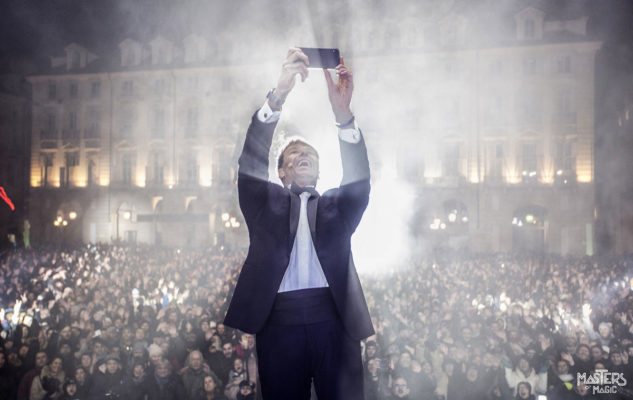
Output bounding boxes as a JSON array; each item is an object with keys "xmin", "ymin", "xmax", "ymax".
[
  {"xmin": 278, "ymin": 142, "xmax": 319, "ymax": 187},
  {"xmin": 392, "ymin": 378, "xmax": 410, "ymax": 398},
  {"xmin": 368, "ymin": 358, "xmax": 381, "ymax": 375},
  {"xmin": 557, "ymin": 361, "xmax": 569, "ymax": 375},
  {"xmin": 190, "ymin": 352, "xmax": 202, "ymax": 370},
  {"xmin": 156, "ymin": 363, "xmax": 169, "ymax": 378},
  {"xmin": 591, "ymin": 347, "xmax": 603, "ymax": 361},
  {"xmin": 106, "ymin": 359, "xmax": 119, "ymax": 374},
  {"xmin": 60, "ymin": 327, "xmax": 71, "ymax": 340},
  {"xmin": 577, "ymin": 346, "xmax": 590, "ymax": 362},
  {"xmin": 75, "ymin": 368, "xmax": 86, "ymax": 383},
  {"xmin": 598, "ymin": 324, "xmax": 611, "ymax": 338},
  {"xmin": 133, "ymin": 364, "xmax": 144, "ymax": 377},
  {"xmin": 81, "ymin": 354, "xmax": 92, "ymax": 368},
  {"xmin": 610, "ymin": 352, "xmax": 623, "ymax": 366},
  {"xmin": 223, "ymin": 343, "xmax": 233, "ymax": 358}
]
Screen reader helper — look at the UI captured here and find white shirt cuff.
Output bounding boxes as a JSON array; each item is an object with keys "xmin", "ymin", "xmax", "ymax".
[
  {"xmin": 338, "ymin": 119, "xmax": 361, "ymax": 143},
  {"xmin": 257, "ymin": 101, "xmax": 281, "ymax": 123}
]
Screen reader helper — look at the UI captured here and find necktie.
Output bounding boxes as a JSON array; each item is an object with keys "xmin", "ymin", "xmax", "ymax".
[{"xmin": 296, "ymin": 191, "xmax": 311, "ymax": 288}]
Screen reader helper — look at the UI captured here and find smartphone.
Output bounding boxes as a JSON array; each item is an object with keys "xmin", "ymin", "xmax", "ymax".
[
  {"xmin": 298, "ymin": 47, "xmax": 340, "ymax": 69},
  {"xmin": 537, "ymin": 396, "xmax": 547, "ymax": 400}
]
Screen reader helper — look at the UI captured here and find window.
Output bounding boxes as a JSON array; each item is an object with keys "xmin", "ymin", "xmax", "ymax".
[
  {"xmin": 71, "ymin": 52, "xmax": 81, "ymax": 69},
  {"xmin": 150, "ymin": 153, "xmax": 164, "ymax": 185},
  {"xmin": 557, "ymin": 55, "xmax": 571, "ymax": 74},
  {"xmin": 122, "ymin": 154, "xmax": 134, "ymax": 184},
  {"xmin": 442, "ymin": 143, "xmax": 461, "ymax": 177},
  {"xmin": 42, "ymin": 113, "xmax": 56, "ymax": 139},
  {"xmin": 88, "ymin": 158, "xmax": 97, "ymax": 186},
  {"xmin": 523, "ymin": 58, "xmax": 537, "ymax": 75},
  {"xmin": 69, "ymin": 111, "xmax": 77, "ymax": 130},
  {"xmin": 65, "ymin": 151, "xmax": 79, "ymax": 167},
  {"xmin": 41, "ymin": 153, "xmax": 54, "ymax": 187},
  {"xmin": 48, "ymin": 83, "xmax": 57, "ymax": 100},
  {"xmin": 85, "ymin": 108, "xmax": 101, "ymax": 138},
  {"xmin": 521, "ymin": 143, "xmax": 538, "ymax": 181},
  {"xmin": 222, "ymin": 77, "xmax": 232, "ymax": 92},
  {"xmin": 186, "ymin": 107, "xmax": 198, "ymax": 137},
  {"xmin": 120, "ymin": 109, "xmax": 134, "ymax": 138},
  {"xmin": 157, "ymin": 46, "xmax": 169, "ymax": 64},
  {"xmin": 122, "ymin": 80, "xmax": 134, "ymax": 96},
  {"xmin": 152, "ymin": 108, "xmax": 165, "ymax": 139},
  {"xmin": 516, "ymin": 94, "xmax": 542, "ymax": 126},
  {"xmin": 184, "ymin": 158, "xmax": 199, "ymax": 184},
  {"xmin": 525, "ymin": 19, "xmax": 535, "ymax": 38},
  {"xmin": 555, "ymin": 141, "xmax": 575, "ymax": 172},
  {"xmin": 212, "ymin": 145, "xmax": 233, "ymax": 185},
  {"xmin": 63, "ymin": 111, "xmax": 79, "ymax": 139},
  {"xmin": 69, "ymin": 82, "xmax": 78, "ymax": 98},
  {"xmin": 490, "ymin": 59, "xmax": 503, "ymax": 76},
  {"xmin": 154, "ymin": 79, "xmax": 165, "ymax": 95},
  {"xmin": 91, "ymin": 81, "xmax": 101, "ymax": 98}
]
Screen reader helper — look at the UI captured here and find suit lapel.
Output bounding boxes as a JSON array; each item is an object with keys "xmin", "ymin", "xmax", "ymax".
[
  {"xmin": 307, "ymin": 196, "xmax": 318, "ymax": 244},
  {"xmin": 288, "ymin": 193, "xmax": 300, "ymax": 251}
]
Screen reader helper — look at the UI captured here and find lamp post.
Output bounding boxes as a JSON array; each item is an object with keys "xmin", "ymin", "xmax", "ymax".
[
  {"xmin": 53, "ymin": 209, "xmax": 77, "ymax": 245},
  {"xmin": 219, "ymin": 212, "xmax": 241, "ymax": 249}
]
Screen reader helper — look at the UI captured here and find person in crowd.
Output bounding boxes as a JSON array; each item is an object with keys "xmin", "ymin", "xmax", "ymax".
[
  {"xmin": 235, "ymin": 380, "xmax": 255, "ymax": 400},
  {"xmin": 214, "ymin": 342, "xmax": 235, "ymax": 385},
  {"xmin": 59, "ymin": 378, "xmax": 79, "ymax": 400},
  {"xmin": 127, "ymin": 360, "xmax": 147, "ymax": 400},
  {"xmin": 504, "ymin": 355, "xmax": 548, "ymax": 396},
  {"xmin": 388, "ymin": 376, "xmax": 412, "ymax": 400},
  {"xmin": 17, "ymin": 351, "xmax": 47, "ymax": 400},
  {"xmin": 88, "ymin": 354, "xmax": 126, "ymax": 400},
  {"xmin": 224, "ymin": 358, "xmax": 248, "ymax": 400},
  {"xmin": 144, "ymin": 358, "xmax": 186, "ymax": 400},
  {"xmin": 180, "ymin": 350, "xmax": 218, "ymax": 400},
  {"xmin": 30, "ymin": 356, "xmax": 65, "ymax": 400},
  {"xmin": 515, "ymin": 382, "xmax": 535, "ymax": 400},
  {"xmin": 72, "ymin": 367, "xmax": 90, "ymax": 399},
  {"xmin": 365, "ymin": 357, "xmax": 389, "ymax": 400},
  {"xmin": 547, "ymin": 359, "xmax": 575, "ymax": 399},
  {"xmin": 193, "ymin": 374, "xmax": 227, "ymax": 400}
]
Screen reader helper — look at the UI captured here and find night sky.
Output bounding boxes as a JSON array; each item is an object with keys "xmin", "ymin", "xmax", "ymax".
[{"xmin": 2, "ymin": 0, "xmax": 632, "ymax": 67}]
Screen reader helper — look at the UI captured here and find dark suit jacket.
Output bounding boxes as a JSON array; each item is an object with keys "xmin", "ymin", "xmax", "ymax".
[{"xmin": 224, "ymin": 111, "xmax": 374, "ymax": 340}]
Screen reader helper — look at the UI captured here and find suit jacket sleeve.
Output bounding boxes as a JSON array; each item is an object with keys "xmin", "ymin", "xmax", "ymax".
[
  {"xmin": 237, "ymin": 111, "xmax": 278, "ymax": 225},
  {"xmin": 337, "ymin": 131, "xmax": 370, "ymax": 232}
]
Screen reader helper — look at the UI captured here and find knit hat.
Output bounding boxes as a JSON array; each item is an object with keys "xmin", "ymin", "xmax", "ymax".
[{"xmin": 148, "ymin": 344, "xmax": 163, "ymax": 358}]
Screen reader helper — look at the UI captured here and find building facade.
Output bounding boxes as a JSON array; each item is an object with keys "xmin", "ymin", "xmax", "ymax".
[{"xmin": 26, "ymin": 4, "xmax": 602, "ymax": 255}]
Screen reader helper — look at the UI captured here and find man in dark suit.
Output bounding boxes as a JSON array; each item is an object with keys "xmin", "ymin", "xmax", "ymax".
[{"xmin": 224, "ymin": 48, "xmax": 373, "ymax": 400}]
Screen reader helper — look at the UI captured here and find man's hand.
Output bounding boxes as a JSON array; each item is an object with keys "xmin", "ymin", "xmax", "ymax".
[
  {"xmin": 274, "ymin": 48, "xmax": 309, "ymax": 105},
  {"xmin": 324, "ymin": 57, "xmax": 354, "ymax": 124}
]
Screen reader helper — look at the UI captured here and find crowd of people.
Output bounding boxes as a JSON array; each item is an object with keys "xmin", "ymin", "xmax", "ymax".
[{"xmin": 0, "ymin": 244, "xmax": 632, "ymax": 400}]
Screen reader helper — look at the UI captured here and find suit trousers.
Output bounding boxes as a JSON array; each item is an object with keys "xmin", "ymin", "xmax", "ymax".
[{"xmin": 256, "ymin": 288, "xmax": 364, "ymax": 400}]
